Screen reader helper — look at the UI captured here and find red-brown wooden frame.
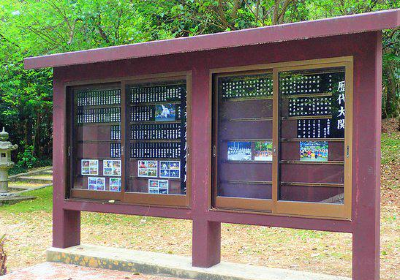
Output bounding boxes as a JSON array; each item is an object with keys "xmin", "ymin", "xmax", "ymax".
[
  {"xmin": 47, "ymin": 30, "xmax": 385, "ymax": 279},
  {"xmin": 67, "ymin": 72, "xmax": 192, "ymax": 208}
]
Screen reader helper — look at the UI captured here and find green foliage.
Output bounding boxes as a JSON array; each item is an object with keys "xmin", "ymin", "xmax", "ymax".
[
  {"xmin": 0, "ymin": 0, "xmax": 398, "ymax": 164},
  {"xmin": 381, "ymin": 132, "xmax": 400, "ymax": 164},
  {"xmin": 0, "ymin": 187, "xmax": 53, "ymax": 213},
  {"xmin": 9, "ymin": 158, "xmax": 53, "ymax": 175},
  {"xmin": 16, "ymin": 144, "xmax": 37, "ymax": 169}
]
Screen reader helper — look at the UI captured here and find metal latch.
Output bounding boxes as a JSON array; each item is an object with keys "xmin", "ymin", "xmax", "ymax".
[
  {"xmin": 346, "ymin": 145, "xmax": 350, "ymax": 158},
  {"xmin": 213, "ymin": 145, "xmax": 217, "ymax": 157}
]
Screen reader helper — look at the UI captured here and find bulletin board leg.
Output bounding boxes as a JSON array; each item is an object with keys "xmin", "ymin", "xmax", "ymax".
[
  {"xmin": 352, "ymin": 224, "xmax": 380, "ymax": 279},
  {"xmin": 53, "ymin": 208, "xmax": 81, "ymax": 248},
  {"xmin": 352, "ymin": 31, "xmax": 381, "ymax": 280},
  {"xmin": 192, "ymin": 219, "xmax": 221, "ymax": 268}
]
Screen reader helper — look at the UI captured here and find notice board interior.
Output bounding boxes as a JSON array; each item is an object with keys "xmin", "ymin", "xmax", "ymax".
[
  {"xmin": 67, "ymin": 74, "xmax": 191, "ymax": 207},
  {"xmin": 212, "ymin": 58, "xmax": 352, "ymax": 219}
]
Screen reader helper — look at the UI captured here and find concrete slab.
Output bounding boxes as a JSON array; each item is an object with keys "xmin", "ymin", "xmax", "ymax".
[
  {"xmin": 16, "ymin": 177, "xmax": 52, "ymax": 184},
  {"xmin": 47, "ymin": 245, "xmax": 351, "ymax": 280},
  {"xmin": 0, "ymin": 262, "xmax": 187, "ymax": 280},
  {"xmin": 0, "ymin": 195, "xmax": 36, "ymax": 206}
]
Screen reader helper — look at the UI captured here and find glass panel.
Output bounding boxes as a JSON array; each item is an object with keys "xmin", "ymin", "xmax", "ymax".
[
  {"xmin": 72, "ymin": 86, "xmax": 122, "ymax": 192},
  {"xmin": 278, "ymin": 67, "xmax": 346, "ymax": 204},
  {"xmin": 126, "ymin": 81, "xmax": 187, "ymax": 195},
  {"xmin": 216, "ymin": 73, "xmax": 273, "ymax": 200}
]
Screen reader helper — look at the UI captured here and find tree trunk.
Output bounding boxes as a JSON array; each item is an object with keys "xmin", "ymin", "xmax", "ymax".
[{"xmin": 385, "ymin": 68, "xmax": 398, "ymax": 118}]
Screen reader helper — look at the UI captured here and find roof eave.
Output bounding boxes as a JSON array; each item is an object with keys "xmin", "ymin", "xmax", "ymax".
[{"xmin": 24, "ymin": 9, "xmax": 400, "ymax": 70}]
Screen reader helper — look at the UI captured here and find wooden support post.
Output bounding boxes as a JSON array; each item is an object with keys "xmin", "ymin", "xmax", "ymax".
[
  {"xmin": 53, "ymin": 208, "xmax": 81, "ymax": 248},
  {"xmin": 52, "ymin": 75, "xmax": 81, "ymax": 248},
  {"xmin": 352, "ymin": 31, "xmax": 381, "ymax": 280},
  {"xmin": 190, "ymin": 65, "xmax": 221, "ymax": 268},
  {"xmin": 192, "ymin": 219, "xmax": 221, "ymax": 267}
]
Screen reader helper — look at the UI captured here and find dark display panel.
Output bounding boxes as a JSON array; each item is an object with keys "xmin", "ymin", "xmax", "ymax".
[
  {"xmin": 127, "ymin": 81, "xmax": 187, "ymax": 195},
  {"xmin": 278, "ymin": 67, "xmax": 346, "ymax": 204},
  {"xmin": 72, "ymin": 86, "xmax": 122, "ymax": 193},
  {"xmin": 216, "ymin": 73, "xmax": 273, "ymax": 200},
  {"xmin": 220, "ymin": 74, "xmax": 273, "ymax": 100}
]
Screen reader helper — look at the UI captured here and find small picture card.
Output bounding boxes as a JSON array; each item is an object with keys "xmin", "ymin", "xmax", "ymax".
[
  {"xmin": 109, "ymin": 178, "xmax": 121, "ymax": 192},
  {"xmin": 148, "ymin": 179, "xmax": 159, "ymax": 194},
  {"xmin": 103, "ymin": 160, "xmax": 121, "ymax": 176},
  {"xmin": 227, "ymin": 141, "xmax": 252, "ymax": 161},
  {"xmin": 155, "ymin": 104, "xmax": 176, "ymax": 122},
  {"xmin": 138, "ymin": 160, "xmax": 158, "ymax": 178},
  {"xmin": 159, "ymin": 161, "xmax": 181, "ymax": 179},
  {"xmin": 254, "ymin": 141, "xmax": 273, "ymax": 161},
  {"xmin": 158, "ymin": 180, "xmax": 169, "ymax": 194},
  {"xmin": 148, "ymin": 179, "xmax": 169, "ymax": 195},
  {"xmin": 88, "ymin": 177, "xmax": 105, "ymax": 191},
  {"xmin": 300, "ymin": 141, "xmax": 328, "ymax": 162},
  {"xmin": 81, "ymin": 159, "xmax": 98, "ymax": 175}
]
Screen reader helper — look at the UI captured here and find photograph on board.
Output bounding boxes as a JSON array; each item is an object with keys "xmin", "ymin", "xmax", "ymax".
[
  {"xmin": 88, "ymin": 177, "xmax": 105, "ymax": 191},
  {"xmin": 81, "ymin": 159, "xmax": 99, "ymax": 176},
  {"xmin": 300, "ymin": 141, "xmax": 328, "ymax": 162},
  {"xmin": 103, "ymin": 160, "xmax": 121, "ymax": 176},
  {"xmin": 109, "ymin": 178, "xmax": 121, "ymax": 192},
  {"xmin": 155, "ymin": 104, "xmax": 176, "ymax": 122},
  {"xmin": 160, "ymin": 161, "xmax": 181, "ymax": 178},
  {"xmin": 138, "ymin": 160, "xmax": 158, "ymax": 178},
  {"xmin": 227, "ymin": 141, "xmax": 252, "ymax": 161},
  {"xmin": 254, "ymin": 141, "xmax": 273, "ymax": 161}
]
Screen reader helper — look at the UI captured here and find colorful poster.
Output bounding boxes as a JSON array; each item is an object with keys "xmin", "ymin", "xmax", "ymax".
[
  {"xmin": 159, "ymin": 161, "xmax": 180, "ymax": 178},
  {"xmin": 300, "ymin": 141, "xmax": 328, "ymax": 162},
  {"xmin": 81, "ymin": 159, "xmax": 98, "ymax": 175},
  {"xmin": 148, "ymin": 179, "xmax": 169, "ymax": 194},
  {"xmin": 159, "ymin": 180, "xmax": 169, "ymax": 194},
  {"xmin": 138, "ymin": 160, "xmax": 158, "ymax": 178},
  {"xmin": 227, "ymin": 141, "xmax": 252, "ymax": 161},
  {"xmin": 155, "ymin": 104, "xmax": 176, "ymax": 122},
  {"xmin": 103, "ymin": 160, "xmax": 121, "ymax": 176},
  {"xmin": 109, "ymin": 178, "xmax": 121, "ymax": 192},
  {"xmin": 254, "ymin": 141, "xmax": 273, "ymax": 161},
  {"xmin": 88, "ymin": 177, "xmax": 105, "ymax": 191}
]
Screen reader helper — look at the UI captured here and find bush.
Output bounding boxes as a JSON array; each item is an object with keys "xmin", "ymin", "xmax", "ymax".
[
  {"xmin": 16, "ymin": 145, "xmax": 37, "ymax": 169},
  {"xmin": 0, "ymin": 235, "xmax": 6, "ymax": 276},
  {"xmin": 7, "ymin": 143, "xmax": 52, "ymax": 175}
]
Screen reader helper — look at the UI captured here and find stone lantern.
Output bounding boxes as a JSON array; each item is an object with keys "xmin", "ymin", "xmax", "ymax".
[{"xmin": 0, "ymin": 127, "xmax": 18, "ymax": 193}]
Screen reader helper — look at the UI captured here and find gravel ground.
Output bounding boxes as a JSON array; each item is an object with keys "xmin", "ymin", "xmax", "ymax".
[{"xmin": 0, "ymin": 262, "xmax": 188, "ymax": 280}]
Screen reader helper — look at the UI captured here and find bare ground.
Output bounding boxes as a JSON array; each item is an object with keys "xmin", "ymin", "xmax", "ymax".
[
  {"xmin": 1, "ymin": 177, "xmax": 398, "ymax": 279},
  {"xmin": 0, "ymin": 127, "xmax": 398, "ymax": 279}
]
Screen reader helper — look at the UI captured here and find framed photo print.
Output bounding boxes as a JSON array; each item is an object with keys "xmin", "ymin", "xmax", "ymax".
[
  {"xmin": 103, "ymin": 160, "xmax": 121, "ymax": 176},
  {"xmin": 159, "ymin": 161, "xmax": 181, "ymax": 179},
  {"xmin": 138, "ymin": 160, "xmax": 158, "ymax": 178},
  {"xmin": 148, "ymin": 179, "xmax": 169, "ymax": 194},
  {"xmin": 81, "ymin": 159, "xmax": 98, "ymax": 176},
  {"xmin": 254, "ymin": 141, "xmax": 273, "ymax": 161},
  {"xmin": 155, "ymin": 104, "xmax": 176, "ymax": 122},
  {"xmin": 109, "ymin": 178, "xmax": 121, "ymax": 192},
  {"xmin": 300, "ymin": 141, "xmax": 328, "ymax": 162},
  {"xmin": 227, "ymin": 141, "xmax": 252, "ymax": 161},
  {"xmin": 159, "ymin": 180, "xmax": 169, "ymax": 194},
  {"xmin": 88, "ymin": 177, "xmax": 105, "ymax": 191}
]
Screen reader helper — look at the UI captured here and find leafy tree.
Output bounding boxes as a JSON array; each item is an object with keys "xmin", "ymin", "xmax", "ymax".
[{"xmin": 0, "ymin": 0, "xmax": 398, "ymax": 166}]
